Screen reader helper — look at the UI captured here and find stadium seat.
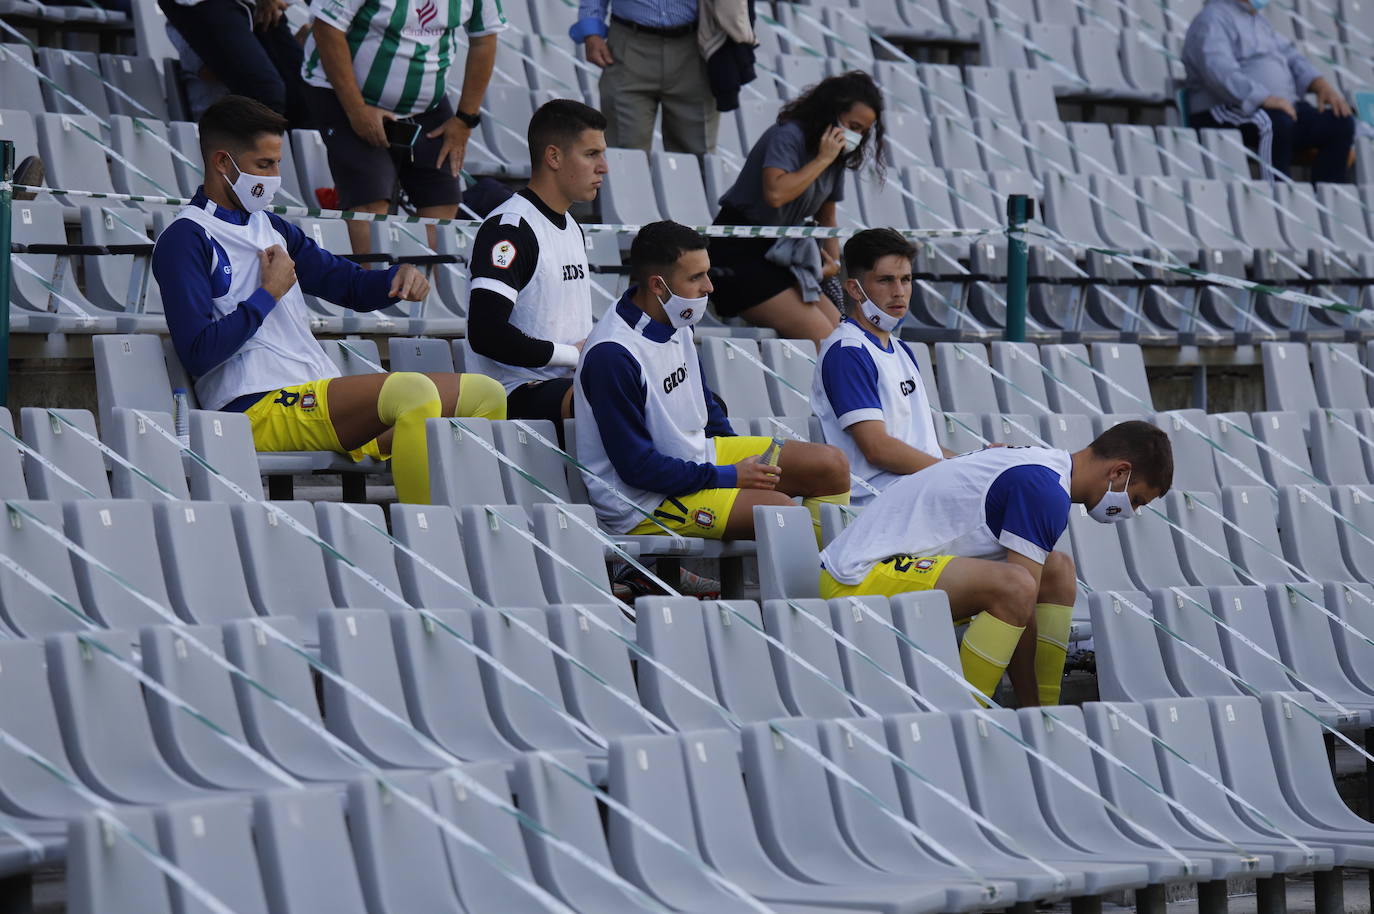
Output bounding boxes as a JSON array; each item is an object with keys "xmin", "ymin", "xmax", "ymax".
[
  {"xmin": 427, "ymin": 416, "xmax": 507, "ymax": 512},
  {"xmin": 1219, "ymin": 486, "xmax": 1293, "ymax": 584},
  {"xmin": 64, "ymin": 499, "xmax": 179, "ymax": 630},
  {"xmin": 78, "ymin": 208, "xmax": 164, "ymax": 331},
  {"xmin": 1261, "ymin": 342, "xmax": 1320, "ymax": 412},
  {"xmin": 1264, "ymin": 582, "xmax": 1374, "ymax": 718},
  {"xmin": 0, "ymin": 45, "xmax": 45, "ymax": 113},
  {"xmin": 347, "ymin": 771, "xmax": 466, "ymax": 914},
  {"xmin": 457, "ymin": 503, "xmax": 547, "ymax": 606},
  {"xmin": 1311, "ymin": 342, "xmax": 1370, "ymax": 410},
  {"xmin": 387, "ymin": 336, "xmax": 455, "ymax": 374},
  {"xmin": 156, "ymin": 795, "xmax": 272, "ymax": 914},
  {"xmin": 315, "ymin": 502, "xmax": 407, "ymax": 609},
  {"xmin": 35, "ymin": 113, "xmax": 117, "ymax": 198},
  {"xmin": 1330, "ymin": 485, "xmax": 1374, "ymax": 583},
  {"xmin": 699, "ymin": 335, "xmax": 776, "ymax": 419},
  {"xmin": 529, "ymin": 503, "xmax": 614, "ymax": 603},
  {"xmin": 1089, "ymin": 343, "xmax": 1153, "ymax": 411},
  {"xmin": 826, "ymin": 595, "xmax": 925, "ymax": 714},
  {"xmin": 36, "ymin": 48, "xmax": 110, "ymax": 121},
  {"xmin": 20, "ymin": 407, "xmax": 108, "ymax": 500},
  {"xmin": 187, "ymin": 410, "xmax": 265, "ymax": 501},
  {"xmin": 634, "ymin": 596, "xmax": 734, "ymax": 730},
  {"xmin": 151, "ymin": 500, "xmax": 259, "ymax": 624},
  {"xmin": 66, "ymin": 806, "xmax": 174, "ymax": 914},
  {"xmin": 1249, "ymin": 411, "xmax": 1314, "ymax": 486},
  {"xmin": 1206, "ymin": 412, "xmax": 1268, "ymax": 487},
  {"xmin": 650, "ymin": 151, "xmax": 712, "ymax": 225},
  {"xmin": 108, "ymin": 115, "xmax": 179, "ymax": 200},
  {"xmin": 253, "ymin": 787, "xmax": 371, "ymax": 914},
  {"xmin": 544, "ymin": 603, "xmax": 653, "ymax": 736},
  {"xmin": 0, "ymin": 499, "xmax": 88, "ymax": 637},
  {"xmin": 1038, "ymin": 412, "xmax": 1095, "ymax": 450},
  {"xmin": 1091, "ymin": 588, "xmax": 1181, "ymax": 701},
  {"xmin": 0, "ymin": 109, "xmax": 39, "ymax": 171},
  {"xmin": 228, "ymin": 501, "xmax": 335, "ymax": 633},
  {"xmin": 0, "ymin": 639, "xmax": 96, "ymax": 819},
  {"xmin": 1149, "ymin": 585, "xmax": 1249, "ymax": 699},
  {"xmin": 1154, "ymin": 410, "xmax": 1221, "ymax": 494},
  {"xmin": 289, "ymin": 129, "xmax": 334, "ymax": 203},
  {"xmin": 1308, "ymin": 409, "xmax": 1369, "ymax": 485},
  {"xmin": 388, "ymin": 503, "xmax": 481, "ymax": 609},
  {"xmin": 1118, "ymin": 497, "xmax": 1192, "ymax": 589},
  {"xmin": 490, "ymin": 419, "xmax": 570, "ymax": 510},
  {"xmin": 762, "ymin": 598, "xmax": 862, "ymax": 719}
]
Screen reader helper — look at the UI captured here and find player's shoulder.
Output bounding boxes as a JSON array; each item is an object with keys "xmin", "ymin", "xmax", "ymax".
[{"xmin": 151, "ymin": 216, "xmax": 214, "ymax": 266}]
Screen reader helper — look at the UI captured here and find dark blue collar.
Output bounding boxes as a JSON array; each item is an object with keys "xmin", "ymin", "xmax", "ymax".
[
  {"xmin": 844, "ymin": 316, "xmax": 894, "ymax": 353},
  {"xmin": 191, "ymin": 187, "xmax": 252, "ymax": 226},
  {"xmin": 616, "ymin": 288, "xmax": 677, "ymax": 343}
]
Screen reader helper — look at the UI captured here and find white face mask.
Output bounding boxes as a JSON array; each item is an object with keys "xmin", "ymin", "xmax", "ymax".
[
  {"xmin": 653, "ymin": 277, "xmax": 708, "ymax": 329},
  {"xmin": 225, "ymin": 155, "xmax": 281, "ymax": 214},
  {"xmin": 1088, "ymin": 470, "xmax": 1135, "ymax": 524},
  {"xmin": 854, "ymin": 280, "xmax": 904, "ymax": 333},
  {"xmin": 838, "ymin": 122, "xmax": 863, "ymax": 154}
]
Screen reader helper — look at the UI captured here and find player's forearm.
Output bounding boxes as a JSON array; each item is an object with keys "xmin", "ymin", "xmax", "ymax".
[
  {"xmin": 856, "ymin": 433, "xmax": 941, "ymax": 475},
  {"xmin": 466, "ymin": 289, "xmax": 558, "ymax": 367},
  {"xmin": 455, "ymin": 34, "xmax": 497, "ymax": 117},
  {"xmin": 312, "ymin": 20, "xmax": 366, "ymax": 112}
]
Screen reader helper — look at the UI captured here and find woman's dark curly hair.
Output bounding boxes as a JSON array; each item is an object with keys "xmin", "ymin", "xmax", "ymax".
[{"xmin": 776, "ymin": 70, "xmax": 888, "ymax": 178}]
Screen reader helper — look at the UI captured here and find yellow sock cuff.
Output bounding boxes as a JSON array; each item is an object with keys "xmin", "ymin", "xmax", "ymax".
[
  {"xmin": 377, "ymin": 372, "xmax": 441, "ymax": 425},
  {"xmin": 1034, "ymin": 602, "xmax": 1073, "ymax": 707},
  {"xmin": 959, "ymin": 612, "xmax": 1025, "ymax": 706},
  {"xmin": 803, "ymin": 493, "xmax": 849, "ymax": 546},
  {"xmin": 454, "ymin": 373, "xmax": 508, "ymax": 421},
  {"xmin": 1034, "ymin": 602, "xmax": 1073, "ymax": 651}
]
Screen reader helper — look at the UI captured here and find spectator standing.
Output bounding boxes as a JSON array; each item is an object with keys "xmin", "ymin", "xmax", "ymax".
[
  {"xmin": 158, "ymin": 0, "xmax": 310, "ymax": 124},
  {"xmin": 1183, "ymin": 0, "xmax": 1354, "ymax": 182},
  {"xmin": 708, "ymin": 71, "xmax": 886, "ymax": 343},
  {"xmin": 302, "ymin": 0, "xmax": 504, "ymax": 253},
  {"xmin": 570, "ymin": 0, "xmax": 718, "ymax": 154}
]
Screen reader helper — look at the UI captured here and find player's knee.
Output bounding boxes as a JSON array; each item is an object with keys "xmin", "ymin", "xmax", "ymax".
[
  {"xmin": 1041, "ymin": 550, "xmax": 1076, "ymax": 598},
  {"xmin": 758, "ymin": 490, "xmax": 794, "ymax": 507},
  {"xmin": 377, "ymin": 371, "xmax": 442, "ymax": 425},
  {"xmin": 993, "ymin": 565, "xmax": 1037, "ymax": 626},
  {"xmin": 813, "ymin": 443, "xmax": 850, "ymax": 493},
  {"xmin": 455, "ymin": 372, "xmax": 507, "ymax": 420}
]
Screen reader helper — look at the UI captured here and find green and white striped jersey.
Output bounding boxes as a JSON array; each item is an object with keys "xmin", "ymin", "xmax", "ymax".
[{"xmin": 302, "ymin": 0, "xmax": 506, "ymax": 118}]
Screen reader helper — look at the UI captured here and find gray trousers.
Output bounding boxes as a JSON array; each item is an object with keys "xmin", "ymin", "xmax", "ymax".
[{"xmin": 599, "ymin": 19, "xmax": 720, "ymax": 155}]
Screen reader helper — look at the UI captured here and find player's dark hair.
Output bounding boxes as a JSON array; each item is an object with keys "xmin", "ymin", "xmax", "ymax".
[
  {"xmin": 843, "ymin": 227, "xmax": 916, "ymax": 277},
  {"xmin": 1089, "ymin": 420, "xmax": 1174, "ymax": 495},
  {"xmin": 777, "ymin": 70, "xmax": 888, "ymax": 177},
  {"xmin": 528, "ymin": 98, "xmax": 607, "ymax": 171},
  {"xmin": 198, "ymin": 95, "xmax": 288, "ymax": 159},
  {"xmin": 629, "ymin": 220, "xmax": 708, "ymax": 284}
]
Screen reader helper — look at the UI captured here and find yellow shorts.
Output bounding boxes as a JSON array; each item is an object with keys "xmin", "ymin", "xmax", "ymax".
[
  {"xmin": 627, "ymin": 435, "xmax": 774, "ymax": 539},
  {"xmin": 241, "ymin": 379, "xmax": 386, "ymax": 461},
  {"xmin": 819, "ymin": 554, "xmax": 956, "ymax": 599}
]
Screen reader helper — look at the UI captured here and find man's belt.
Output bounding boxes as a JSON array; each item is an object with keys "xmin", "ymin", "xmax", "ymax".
[{"xmin": 610, "ymin": 14, "xmax": 695, "ymax": 38}]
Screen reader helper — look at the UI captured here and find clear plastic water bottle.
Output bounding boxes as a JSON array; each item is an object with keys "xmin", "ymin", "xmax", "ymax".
[
  {"xmin": 761, "ymin": 436, "xmax": 786, "ymax": 467},
  {"xmin": 172, "ymin": 388, "xmax": 190, "ymax": 448}
]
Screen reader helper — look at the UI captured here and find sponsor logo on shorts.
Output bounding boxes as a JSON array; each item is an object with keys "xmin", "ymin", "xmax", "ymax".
[
  {"xmin": 492, "ymin": 240, "xmax": 516, "ymax": 269},
  {"xmin": 300, "ymin": 392, "xmax": 317, "ymax": 411},
  {"xmin": 274, "ymin": 389, "xmax": 300, "ymax": 407},
  {"xmin": 692, "ymin": 508, "xmax": 716, "ymax": 529},
  {"xmin": 883, "ymin": 554, "xmax": 938, "ymax": 573}
]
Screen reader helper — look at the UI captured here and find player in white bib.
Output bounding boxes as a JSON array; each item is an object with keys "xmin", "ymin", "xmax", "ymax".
[
  {"xmin": 820, "ymin": 421, "xmax": 1173, "ymax": 706},
  {"xmin": 576, "ymin": 221, "xmax": 850, "ymax": 541},
  {"xmin": 812, "ymin": 228, "xmax": 948, "ymax": 503},
  {"xmin": 467, "ymin": 99, "xmax": 604, "ymax": 426}
]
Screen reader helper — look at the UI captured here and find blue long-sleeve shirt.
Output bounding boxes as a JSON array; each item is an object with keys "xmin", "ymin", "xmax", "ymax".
[
  {"xmin": 1182, "ymin": 0, "xmax": 1323, "ymax": 115},
  {"xmin": 570, "ymin": 0, "xmax": 698, "ymax": 42},
  {"xmin": 578, "ymin": 296, "xmax": 737, "ymax": 496},
  {"xmin": 153, "ymin": 188, "xmax": 398, "ymax": 379}
]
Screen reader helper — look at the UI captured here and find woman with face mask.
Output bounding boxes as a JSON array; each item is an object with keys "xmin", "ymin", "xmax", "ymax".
[{"xmin": 708, "ymin": 71, "xmax": 888, "ymax": 344}]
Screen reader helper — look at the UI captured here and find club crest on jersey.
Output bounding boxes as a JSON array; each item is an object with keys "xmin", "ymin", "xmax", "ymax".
[
  {"xmin": 492, "ymin": 240, "xmax": 516, "ymax": 269},
  {"xmin": 692, "ymin": 508, "xmax": 716, "ymax": 529},
  {"xmin": 914, "ymin": 557, "xmax": 937, "ymax": 571},
  {"xmin": 899, "ymin": 379, "xmax": 916, "ymax": 396}
]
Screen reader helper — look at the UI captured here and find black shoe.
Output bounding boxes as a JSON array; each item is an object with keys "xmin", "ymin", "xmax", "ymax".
[{"xmin": 12, "ymin": 155, "xmax": 44, "ymax": 201}]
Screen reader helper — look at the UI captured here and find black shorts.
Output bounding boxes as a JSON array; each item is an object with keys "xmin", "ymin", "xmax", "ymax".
[
  {"xmin": 506, "ymin": 377, "xmax": 575, "ymax": 424},
  {"xmin": 310, "ymin": 86, "xmax": 463, "ymax": 210},
  {"xmin": 707, "ymin": 207, "xmax": 799, "ymax": 317}
]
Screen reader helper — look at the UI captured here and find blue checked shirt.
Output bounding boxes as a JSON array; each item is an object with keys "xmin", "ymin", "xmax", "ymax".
[
  {"xmin": 569, "ymin": 0, "xmax": 698, "ymax": 42},
  {"xmin": 1182, "ymin": 0, "xmax": 1322, "ymax": 116}
]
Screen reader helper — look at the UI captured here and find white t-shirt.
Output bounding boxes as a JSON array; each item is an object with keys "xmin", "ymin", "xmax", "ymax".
[
  {"xmin": 820, "ymin": 446, "xmax": 1073, "ymax": 584},
  {"xmin": 812, "ymin": 318, "xmax": 940, "ymax": 504}
]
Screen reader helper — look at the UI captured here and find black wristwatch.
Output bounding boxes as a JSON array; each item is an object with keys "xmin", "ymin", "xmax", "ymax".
[{"xmin": 454, "ymin": 108, "xmax": 481, "ymax": 128}]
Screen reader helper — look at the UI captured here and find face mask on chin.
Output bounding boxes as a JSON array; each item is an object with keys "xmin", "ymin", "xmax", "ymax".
[
  {"xmin": 224, "ymin": 155, "xmax": 281, "ymax": 215},
  {"xmin": 854, "ymin": 280, "xmax": 904, "ymax": 333},
  {"xmin": 653, "ymin": 277, "xmax": 708, "ymax": 329},
  {"xmin": 1088, "ymin": 470, "xmax": 1135, "ymax": 524}
]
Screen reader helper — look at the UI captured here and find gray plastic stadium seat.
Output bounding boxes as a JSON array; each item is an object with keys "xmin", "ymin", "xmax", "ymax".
[
  {"xmin": 106, "ymin": 408, "xmax": 188, "ymax": 499},
  {"xmin": 390, "ymin": 503, "xmax": 481, "ymax": 608},
  {"xmin": 139, "ymin": 623, "xmax": 284, "ymax": 790},
  {"xmin": 1150, "ymin": 585, "xmax": 1248, "ymax": 699},
  {"xmin": 154, "ymin": 796, "xmax": 271, "ymax": 914},
  {"xmin": 931, "ymin": 114, "xmax": 986, "ymax": 170},
  {"xmin": 1221, "ymin": 487, "xmax": 1293, "ymax": 584},
  {"xmin": 933, "ymin": 412, "xmax": 986, "ymax": 454},
  {"xmin": 545, "ymin": 604, "xmax": 653, "ymax": 737},
  {"xmin": 1113, "ymin": 124, "xmax": 1166, "ymax": 176},
  {"xmin": 289, "ymin": 129, "xmax": 334, "ymax": 201},
  {"xmin": 491, "ymin": 419, "xmax": 571, "ymax": 509},
  {"xmin": 760, "ymin": 338, "xmax": 817, "ymax": 416},
  {"xmin": 1264, "ymin": 582, "xmax": 1374, "ymax": 718},
  {"xmin": 458, "ymin": 504, "xmax": 548, "ymax": 606},
  {"xmin": 763, "ymin": 598, "xmax": 862, "ymax": 718},
  {"xmin": 1207, "ymin": 412, "xmax": 1268, "ymax": 487},
  {"xmin": 0, "ymin": 46, "xmax": 45, "ymax": 112},
  {"xmin": 0, "ymin": 500, "xmax": 89, "ymax": 637},
  {"xmin": 1261, "ymin": 343, "xmax": 1319, "ymax": 412},
  {"xmin": 21, "ymin": 407, "xmax": 110, "ymax": 500},
  {"xmin": 1277, "ymin": 485, "xmax": 1356, "ymax": 581},
  {"xmin": 315, "ymin": 502, "xmax": 407, "ymax": 609},
  {"xmin": 428, "ymin": 417, "xmax": 507, "ymax": 511},
  {"xmin": 0, "ymin": 639, "xmax": 97, "ymax": 819},
  {"xmin": 35, "ymin": 113, "xmax": 116, "ymax": 197},
  {"xmin": 1039, "ymin": 413, "xmax": 1096, "ymax": 450},
  {"xmin": 254, "ymin": 787, "xmax": 370, "ymax": 914},
  {"xmin": 1136, "ymin": 175, "xmax": 1202, "ymax": 259},
  {"xmin": 698, "ymin": 599, "xmax": 793, "ymax": 721},
  {"xmin": 530, "ymin": 503, "xmax": 613, "ymax": 603},
  {"xmin": 387, "ymin": 608, "xmax": 519, "ymax": 762},
  {"xmin": 1318, "ymin": 183, "xmax": 1374, "ymax": 254},
  {"xmin": 934, "ymin": 343, "xmax": 1001, "ymax": 414},
  {"xmin": 1229, "ymin": 181, "xmax": 1291, "ymax": 254},
  {"xmin": 1326, "ymin": 582, "xmax": 1374, "ymax": 695},
  {"xmin": 982, "ymin": 413, "xmax": 1041, "ymax": 446},
  {"xmin": 387, "ymin": 336, "xmax": 455, "ymax": 374},
  {"xmin": 755, "ymin": 505, "xmax": 819, "ymax": 601},
  {"xmin": 1308, "ymin": 408, "xmax": 1369, "ymax": 485},
  {"xmin": 699, "ymin": 337, "xmax": 775, "ymax": 417},
  {"xmin": 1330, "ymin": 485, "xmax": 1374, "ymax": 583},
  {"xmin": 635, "ymin": 597, "xmax": 734, "ymax": 730},
  {"xmin": 650, "ymin": 151, "xmax": 713, "ymax": 225},
  {"xmin": 67, "ymin": 807, "xmax": 173, "ymax": 914},
  {"xmin": 221, "ymin": 616, "xmax": 359, "ymax": 781},
  {"xmin": 318, "ymin": 609, "xmax": 446, "ymax": 768},
  {"xmin": 1080, "ymin": 702, "xmax": 1278, "ymax": 881},
  {"xmin": 64, "ymin": 499, "xmax": 178, "ymax": 630},
  {"xmin": 1311, "ymin": 342, "xmax": 1370, "ymax": 410},
  {"xmin": 1017, "ymin": 705, "xmax": 1212, "ymax": 883},
  {"xmin": 1091, "ymin": 412, "xmax": 1144, "ymax": 436},
  {"xmin": 108, "ymin": 114, "xmax": 179, "ymax": 198},
  {"xmin": 1118, "ymin": 498, "xmax": 1191, "ymax": 589},
  {"xmin": 1090, "ymin": 343, "xmax": 1153, "ymax": 412},
  {"xmin": 989, "ymin": 341, "xmax": 1050, "ymax": 414},
  {"xmin": 1067, "ymin": 503, "xmax": 1137, "ymax": 592},
  {"xmin": 167, "ymin": 121, "xmax": 203, "ymax": 197},
  {"xmin": 511, "ymin": 750, "xmax": 660, "ymax": 912},
  {"xmin": 1143, "ymin": 698, "xmax": 1337, "ymax": 873},
  {"xmin": 47, "ymin": 628, "xmax": 207, "ymax": 803},
  {"xmin": 188, "ymin": 410, "xmax": 265, "ymax": 501},
  {"xmin": 1039, "ymin": 343, "xmax": 1103, "ymax": 412},
  {"xmin": 469, "ymin": 605, "xmax": 603, "ymax": 754},
  {"xmin": 230, "ymin": 501, "xmax": 336, "ymax": 633},
  {"xmin": 1250, "ymin": 411, "xmax": 1314, "ymax": 487},
  {"xmin": 1091, "ymin": 589, "xmax": 1181, "ymax": 701},
  {"xmin": 11, "ymin": 198, "xmax": 111, "ymax": 333},
  {"xmin": 885, "ymin": 592, "xmax": 977, "ymax": 711},
  {"xmin": 828, "ymin": 595, "xmax": 924, "ymax": 714},
  {"xmin": 151, "ymin": 500, "xmax": 259, "ymax": 624},
  {"xmin": 1261, "ymin": 691, "xmax": 1374, "ymax": 837},
  {"xmin": 1153, "ymin": 410, "xmax": 1220, "ymax": 494},
  {"xmin": 601, "ymin": 148, "xmax": 662, "ymax": 224},
  {"xmin": 347, "ymin": 771, "xmax": 464, "ymax": 913},
  {"xmin": 739, "ymin": 718, "xmax": 965, "ymax": 910}
]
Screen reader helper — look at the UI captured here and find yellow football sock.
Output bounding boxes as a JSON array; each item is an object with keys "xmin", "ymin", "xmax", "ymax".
[
  {"xmin": 1034, "ymin": 602, "xmax": 1074, "ymax": 706},
  {"xmin": 803, "ymin": 491, "xmax": 850, "ymax": 547},
  {"xmin": 454, "ymin": 372, "xmax": 507, "ymax": 420},
  {"xmin": 959, "ymin": 612, "xmax": 1025, "ymax": 706},
  {"xmin": 377, "ymin": 372, "xmax": 442, "ymax": 504}
]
